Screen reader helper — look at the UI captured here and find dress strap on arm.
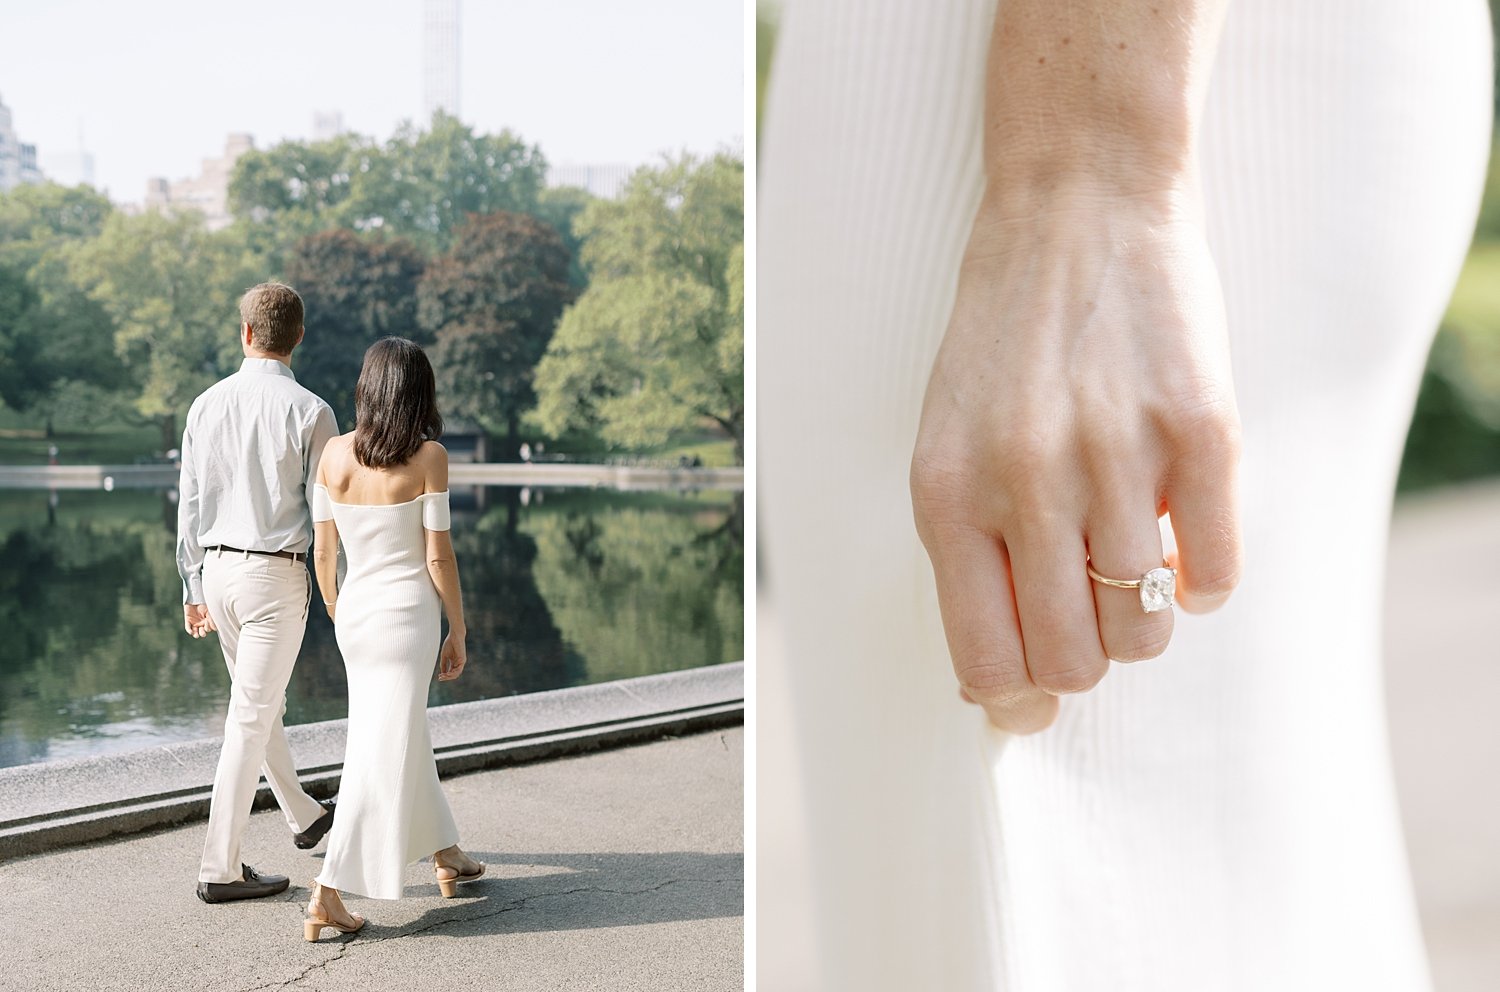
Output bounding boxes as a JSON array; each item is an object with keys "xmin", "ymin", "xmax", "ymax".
[
  {"xmin": 420, "ymin": 490, "xmax": 451, "ymax": 532},
  {"xmin": 311, "ymin": 482, "xmax": 334, "ymax": 523}
]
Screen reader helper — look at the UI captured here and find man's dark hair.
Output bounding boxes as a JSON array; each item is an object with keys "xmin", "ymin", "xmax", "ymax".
[
  {"xmin": 353, "ymin": 337, "xmax": 444, "ymax": 468},
  {"xmin": 239, "ymin": 282, "xmax": 304, "ymax": 355}
]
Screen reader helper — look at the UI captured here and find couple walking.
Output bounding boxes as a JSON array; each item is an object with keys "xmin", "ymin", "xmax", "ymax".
[{"xmin": 175, "ymin": 282, "xmax": 485, "ymax": 941}]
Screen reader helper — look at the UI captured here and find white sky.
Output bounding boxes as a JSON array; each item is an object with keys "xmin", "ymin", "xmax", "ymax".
[{"xmin": 0, "ymin": 0, "xmax": 744, "ymax": 202}]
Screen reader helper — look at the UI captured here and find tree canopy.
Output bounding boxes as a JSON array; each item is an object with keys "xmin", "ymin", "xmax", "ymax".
[
  {"xmin": 66, "ymin": 210, "xmax": 259, "ymax": 448},
  {"xmin": 418, "ymin": 211, "xmax": 576, "ymax": 453},
  {"xmin": 284, "ymin": 229, "xmax": 428, "ymax": 428},
  {"xmin": 229, "ymin": 112, "xmax": 548, "ymax": 259},
  {"xmin": 533, "ymin": 153, "xmax": 745, "ymax": 460}
]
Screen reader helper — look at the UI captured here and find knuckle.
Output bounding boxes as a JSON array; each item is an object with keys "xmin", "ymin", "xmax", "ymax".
[
  {"xmin": 1031, "ymin": 658, "xmax": 1108, "ymax": 695},
  {"xmin": 909, "ymin": 451, "xmax": 974, "ymax": 523},
  {"xmin": 1161, "ymin": 391, "xmax": 1241, "ymax": 457},
  {"xmin": 1103, "ymin": 614, "xmax": 1174, "ymax": 663},
  {"xmin": 953, "ymin": 658, "xmax": 1031, "ymax": 706}
]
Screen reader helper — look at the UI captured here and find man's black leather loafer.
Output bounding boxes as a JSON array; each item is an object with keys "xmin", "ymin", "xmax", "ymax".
[
  {"xmin": 196, "ymin": 864, "xmax": 290, "ymax": 904},
  {"xmin": 293, "ymin": 799, "xmax": 337, "ymax": 850}
]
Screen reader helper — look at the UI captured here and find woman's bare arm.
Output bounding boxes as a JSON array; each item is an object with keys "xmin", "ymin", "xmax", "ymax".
[
  {"xmin": 312, "ymin": 456, "xmax": 340, "ymax": 620},
  {"xmin": 422, "ymin": 444, "xmax": 467, "ymax": 681}
]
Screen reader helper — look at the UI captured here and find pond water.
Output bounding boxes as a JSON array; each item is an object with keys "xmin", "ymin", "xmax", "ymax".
[{"xmin": 0, "ymin": 484, "xmax": 743, "ymax": 768}]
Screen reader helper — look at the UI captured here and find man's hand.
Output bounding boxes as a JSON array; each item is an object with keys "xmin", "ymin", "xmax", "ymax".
[{"xmin": 184, "ymin": 603, "xmax": 216, "ymax": 639}]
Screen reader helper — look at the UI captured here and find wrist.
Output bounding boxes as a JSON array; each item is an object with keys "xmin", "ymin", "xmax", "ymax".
[
  {"xmin": 981, "ymin": 6, "xmax": 1220, "ymax": 210},
  {"xmin": 447, "ymin": 621, "xmax": 466, "ymax": 637},
  {"xmin": 964, "ymin": 177, "xmax": 1200, "ymax": 264}
]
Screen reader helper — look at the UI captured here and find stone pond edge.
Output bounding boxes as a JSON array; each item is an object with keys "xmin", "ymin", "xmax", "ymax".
[{"xmin": 0, "ymin": 662, "xmax": 744, "ymax": 861}]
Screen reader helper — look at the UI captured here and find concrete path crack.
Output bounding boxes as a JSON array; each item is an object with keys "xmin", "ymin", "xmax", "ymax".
[
  {"xmin": 236, "ymin": 939, "xmax": 351, "ymax": 992},
  {"xmin": 231, "ymin": 877, "xmax": 741, "ymax": 992}
]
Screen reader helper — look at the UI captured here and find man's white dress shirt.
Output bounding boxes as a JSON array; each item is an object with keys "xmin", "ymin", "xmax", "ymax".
[{"xmin": 176, "ymin": 357, "xmax": 339, "ymax": 604}]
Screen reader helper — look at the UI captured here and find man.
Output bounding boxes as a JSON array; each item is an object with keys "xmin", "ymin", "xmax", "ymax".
[{"xmin": 177, "ymin": 282, "xmax": 340, "ymax": 903}]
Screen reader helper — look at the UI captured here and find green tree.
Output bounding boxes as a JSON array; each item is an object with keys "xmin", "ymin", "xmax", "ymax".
[
  {"xmin": 0, "ymin": 263, "xmax": 42, "ymax": 411},
  {"xmin": 226, "ymin": 133, "xmax": 374, "ymax": 268},
  {"xmin": 418, "ymin": 211, "xmax": 575, "ymax": 456},
  {"xmin": 535, "ymin": 185, "xmax": 596, "ymax": 289},
  {"xmin": 0, "ymin": 183, "xmax": 114, "ymax": 267},
  {"xmin": 533, "ymin": 154, "xmax": 745, "ymax": 461},
  {"xmin": 0, "ymin": 183, "xmax": 124, "ymax": 432},
  {"xmin": 284, "ymin": 229, "xmax": 428, "ymax": 427},
  {"xmin": 67, "ymin": 211, "xmax": 262, "ymax": 450},
  {"xmin": 345, "ymin": 112, "xmax": 548, "ymax": 254}
]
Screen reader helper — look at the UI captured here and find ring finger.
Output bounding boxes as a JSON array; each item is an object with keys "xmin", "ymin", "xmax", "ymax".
[{"xmin": 1085, "ymin": 494, "xmax": 1174, "ymax": 663}]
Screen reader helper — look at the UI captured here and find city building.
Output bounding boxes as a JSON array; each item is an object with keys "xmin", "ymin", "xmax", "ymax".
[
  {"xmin": 0, "ymin": 92, "xmax": 44, "ymax": 193},
  {"xmin": 43, "ymin": 149, "xmax": 96, "ymax": 189},
  {"xmin": 312, "ymin": 111, "xmax": 346, "ymax": 142},
  {"xmin": 143, "ymin": 133, "xmax": 253, "ymax": 231},
  {"xmin": 546, "ymin": 163, "xmax": 636, "ymax": 201},
  {"xmin": 423, "ymin": 0, "xmax": 461, "ymax": 121}
]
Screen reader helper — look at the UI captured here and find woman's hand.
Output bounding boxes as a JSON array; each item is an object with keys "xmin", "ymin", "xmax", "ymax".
[
  {"xmin": 909, "ymin": 187, "xmax": 1242, "ymax": 734},
  {"xmin": 325, "ymin": 602, "xmax": 336, "ymax": 623},
  {"xmin": 437, "ymin": 629, "xmax": 467, "ymax": 682}
]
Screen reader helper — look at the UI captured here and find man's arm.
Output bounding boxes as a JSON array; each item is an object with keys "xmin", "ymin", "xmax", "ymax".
[
  {"xmin": 303, "ymin": 403, "xmax": 339, "ymax": 508},
  {"xmin": 175, "ymin": 406, "xmax": 213, "ymax": 637},
  {"xmin": 304, "ymin": 403, "xmax": 340, "ymax": 595}
]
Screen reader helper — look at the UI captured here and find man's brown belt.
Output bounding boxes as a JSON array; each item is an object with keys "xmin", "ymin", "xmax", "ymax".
[{"xmin": 207, "ymin": 545, "xmax": 308, "ymax": 563}]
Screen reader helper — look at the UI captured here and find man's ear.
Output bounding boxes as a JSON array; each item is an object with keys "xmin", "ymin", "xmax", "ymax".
[
  {"xmin": 295, "ymin": 325, "xmax": 306, "ymax": 348},
  {"xmin": 242, "ymin": 322, "xmax": 255, "ymax": 345}
]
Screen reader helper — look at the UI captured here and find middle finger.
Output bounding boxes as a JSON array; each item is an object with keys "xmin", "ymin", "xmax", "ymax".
[{"xmin": 1008, "ymin": 523, "xmax": 1109, "ymax": 695}]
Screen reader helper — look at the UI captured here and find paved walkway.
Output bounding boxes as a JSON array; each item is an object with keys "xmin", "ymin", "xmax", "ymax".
[{"xmin": 0, "ymin": 728, "xmax": 743, "ymax": 992}]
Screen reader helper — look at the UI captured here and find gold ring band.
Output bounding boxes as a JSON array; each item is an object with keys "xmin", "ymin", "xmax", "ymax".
[
  {"xmin": 1086, "ymin": 558, "xmax": 1178, "ymax": 614},
  {"xmin": 1085, "ymin": 561, "xmax": 1154, "ymax": 589}
]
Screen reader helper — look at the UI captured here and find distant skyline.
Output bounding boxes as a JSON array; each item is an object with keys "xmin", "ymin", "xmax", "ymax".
[{"xmin": 0, "ymin": 0, "xmax": 742, "ymax": 202}]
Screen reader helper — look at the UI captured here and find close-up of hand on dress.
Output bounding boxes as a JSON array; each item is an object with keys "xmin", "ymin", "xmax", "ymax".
[{"xmin": 909, "ymin": 1, "xmax": 1243, "ymax": 734}]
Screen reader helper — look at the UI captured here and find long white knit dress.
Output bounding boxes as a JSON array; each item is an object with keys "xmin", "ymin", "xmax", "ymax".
[
  {"xmin": 312, "ymin": 484, "xmax": 460, "ymax": 899},
  {"xmin": 758, "ymin": 0, "xmax": 1493, "ymax": 988}
]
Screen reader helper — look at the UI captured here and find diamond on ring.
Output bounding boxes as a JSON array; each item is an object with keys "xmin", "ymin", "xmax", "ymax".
[
  {"xmin": 1085, "ymin": 559, "xmax": 1177, "ymax": 614},
  {"xmin": 1139, "ymin": 567, "xmax": 1176, "ymax": 613}
]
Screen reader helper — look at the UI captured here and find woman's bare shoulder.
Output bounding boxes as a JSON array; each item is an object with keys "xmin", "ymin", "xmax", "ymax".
[
  {"xmin": 318, "ymin": 433, "xmax": 353, "ymax": 482},
  {"xmin": 414, "ymin": 440, "xmax": 449, "ymax": 490}
]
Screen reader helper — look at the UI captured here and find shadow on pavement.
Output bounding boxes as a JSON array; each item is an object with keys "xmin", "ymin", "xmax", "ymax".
[{"xmin": 323, "ymin": 850, "xmax": 743, "ymax": 940}]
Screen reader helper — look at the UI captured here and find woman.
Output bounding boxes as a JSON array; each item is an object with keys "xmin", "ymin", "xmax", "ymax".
[
  {"xmin": 302, "ymin": 336, "xmax": 487, "ymax": 941},
  {"xmin": 759, "ymin": 0, "xmax": 1491, "ymax": 988}
]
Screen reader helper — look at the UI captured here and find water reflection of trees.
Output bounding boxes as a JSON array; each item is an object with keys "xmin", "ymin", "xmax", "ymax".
[
  {"xmin": 0, "ymin": 486, "xmax": 744, "ymax": 766},
  {"xmin": 0, "ymin": 491, "xmax": 227, "ymax": 765},
  {"xmin": 439, "ymin": 488, "xmax": 580, "ymax": 701},
  {"xmin": 521, "ymin": 490, "xmax": 744, "ymax": 684}
]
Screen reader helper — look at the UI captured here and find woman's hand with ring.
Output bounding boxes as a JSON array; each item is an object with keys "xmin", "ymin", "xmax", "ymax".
[{"xmin": 910, "ymin": 184, "xmax": 1243, "ymax": 734}]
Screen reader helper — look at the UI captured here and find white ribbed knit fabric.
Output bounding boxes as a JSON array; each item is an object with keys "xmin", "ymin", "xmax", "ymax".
[
  {"xmin": 758, "ymin": 1, "xmax": 1493, "ymax": 988},
  {"xmin": 312, "ymin": 485, "xmax": 460, "ymax": 899}
]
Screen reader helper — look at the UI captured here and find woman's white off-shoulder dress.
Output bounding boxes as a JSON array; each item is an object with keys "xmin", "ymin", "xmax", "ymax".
[{"xmin": 311, "ymin": 483, "xmax": 460, "ymax": 899}]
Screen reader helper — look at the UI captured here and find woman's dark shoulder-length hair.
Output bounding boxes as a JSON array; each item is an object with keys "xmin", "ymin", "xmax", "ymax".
[{"xmin": 352, "ymin": 336, "xmax": 443, "ymax": 468}]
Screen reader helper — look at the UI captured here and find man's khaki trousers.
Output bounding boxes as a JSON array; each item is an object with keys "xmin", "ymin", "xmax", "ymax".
[{"xmin": 198, "ymin": 548, "xmax": 326, "ymax": 883}]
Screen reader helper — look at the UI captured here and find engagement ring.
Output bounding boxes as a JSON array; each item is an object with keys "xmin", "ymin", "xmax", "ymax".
[{"xmin": 1086, "ymin": 559, "xmax": 1176, "ymax": 614}]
